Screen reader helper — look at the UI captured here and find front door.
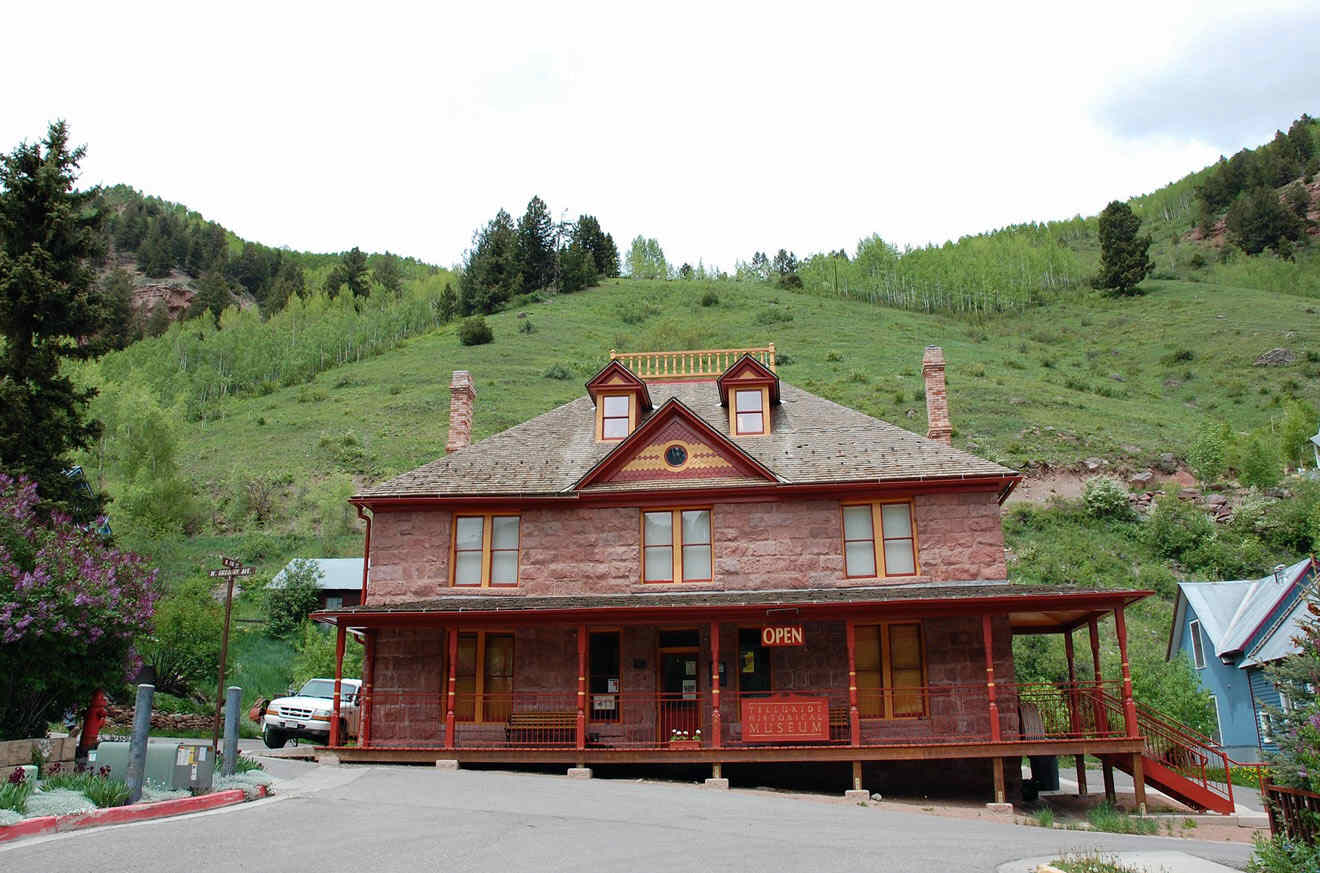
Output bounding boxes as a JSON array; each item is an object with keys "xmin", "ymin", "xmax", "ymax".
[{"xmin": 658, "ymin": 651, "xmax": 700, "ymax": 741}]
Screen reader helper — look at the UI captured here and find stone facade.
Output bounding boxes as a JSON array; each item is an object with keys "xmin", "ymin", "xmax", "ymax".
[
  {"xmin": 366, "ymin": 617, "xmax": 1018, "ymax": 748},
  {"xmin": 366, "ymin": 490, "xmax": 1006, "ymax": 605}
]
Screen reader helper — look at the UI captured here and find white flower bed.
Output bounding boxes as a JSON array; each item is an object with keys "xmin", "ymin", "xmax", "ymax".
[
  {"xmin": 0, "ymin": 809, "xmax": 24, "ymax": 827},
  {"xmin": 214, "ymin": 771, "xmax": 275, "ymax": 799},
  {"xmin": 25, "ymin": 788, "xmax": 96, "ymax": 817}
]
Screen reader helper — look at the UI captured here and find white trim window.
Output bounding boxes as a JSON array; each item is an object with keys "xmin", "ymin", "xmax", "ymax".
[
  {"xmin": 1208, "ymin": 693, "xmax": 1223, "ymax": 744},
  {"xmin": 1258, "ymin": 710, "xmax": 1275, "ymax": 745},
  {"xmin": 1189, "ymin": 619, "xmax": 1206, "ymax": 669}
]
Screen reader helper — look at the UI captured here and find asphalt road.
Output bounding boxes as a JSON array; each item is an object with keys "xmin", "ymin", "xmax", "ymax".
[{"xmin": 1, "ymin": 764, "xmax": 1256, "ymax": 873}]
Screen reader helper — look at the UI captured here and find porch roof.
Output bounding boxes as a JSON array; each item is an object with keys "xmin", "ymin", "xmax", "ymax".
[{"xmin": 313, "ymin": 581, "xmax": 1149, "ymax": 633}]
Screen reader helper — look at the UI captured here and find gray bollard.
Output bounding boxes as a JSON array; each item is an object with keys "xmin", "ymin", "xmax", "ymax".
[
  {"xmin": 222, "ymin": 686, "xmax": 242, "ymax": 776},
  {"xmin": 124, "ymin": 683, "xmax": 154, "ymax": 803}
]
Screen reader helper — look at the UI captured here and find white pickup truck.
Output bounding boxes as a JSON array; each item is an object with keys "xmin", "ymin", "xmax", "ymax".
[{"xmin": 261, "ymin": 678, "xmax": 362, "ymax": 748}]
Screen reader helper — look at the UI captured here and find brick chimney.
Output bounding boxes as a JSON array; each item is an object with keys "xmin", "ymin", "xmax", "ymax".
[
  {"xmin": 922, "ymin": 346, "xmax": 952, "ymax": 446},
  {"xmin": 446, "ymin": 370, "xmax": 476, "ymax": 453}
]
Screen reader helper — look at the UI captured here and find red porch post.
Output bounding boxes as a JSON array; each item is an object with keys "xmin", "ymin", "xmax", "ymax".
[
  {"xmin": 330, "ymin": 623, "xmax": 346, "ymax": 747},
  {"xmin": 576, "ymin": 624, "xmax": 587, "ymax": 753},
  {"xmin": 445, "ymin": 626, "xmax": 458, "ymax": 750},
  {"xmin": 1088, "ymin": 616, "xmax": 1108, "ymax": 734},
  {"xmin": 710, "ymin": 621, "xmax": 721, "ymax": 749},
  {"xmin": 845, "ymin": 620, "xmax": 860, "ymax": 747},
  {"xmin": 361, "ymin": 629, "xmax": 377, "ymax": 748},
  {"xmin": 981, "ymin": 615, "xmax": 1000, "ymax": 742},
  {"xmin": 1114, "ymin": 606, "xmax": 1139, "ymax": 739},
  {"xmin": 1064, "ymin": 629, "xmax": 1085, "ymax": 795}
]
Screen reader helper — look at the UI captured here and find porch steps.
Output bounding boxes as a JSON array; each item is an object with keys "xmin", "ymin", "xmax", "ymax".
[{"xmin": 1102, "ymin": 754, "xmax": 1236, "ymax": 815}]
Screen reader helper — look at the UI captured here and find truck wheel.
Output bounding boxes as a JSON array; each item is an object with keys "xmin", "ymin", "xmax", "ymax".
[{"xmin": 262, "ymin": 726, "xmax": 287, "ymax": 749}]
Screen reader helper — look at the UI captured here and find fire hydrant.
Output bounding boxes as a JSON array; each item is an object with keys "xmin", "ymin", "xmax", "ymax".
[{"xmin": 76, "ymin": 689, "xmax": 110, "ymax": 762}]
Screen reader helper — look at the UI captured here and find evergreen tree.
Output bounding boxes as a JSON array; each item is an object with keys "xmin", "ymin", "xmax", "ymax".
[
  {"xmin": 373, "ymin": 251, "xmax": 404, "ymax": 296},
  {"xmin": 326, "ymin": 246, "xmax": 371, "ymax": 299},
  {"xmin": 460, "ymin": 210, "xmax": 519, "ymax": 314},
  {"xmin": 137, "ymin": 221, "xmax": 174, "ymax": 277},
  {"xmin": 0, "ymin": 121, "xmax": 109, "ymax": 519},
  {"xmin": 101, "ymin": 267, "xmax": 137, "ymax": 348},
  {"xmin": 144, "ymin": 301, "xmax": 171, "ymax": 337},
  {"xmin": 438, "ymin": 282, "xmax": 458, "ymax": 322},
  {"xmin": 1092, "ymin": 200, "xmax": 1153, "ymax": 296},
  {"xmin": 190, "ymin": 271, "xmax": 233, "ymax": 325},
  {"xmin": 1225, "ymin": 186, "xmax": 1303, "ymax": 254},
  {"xmin": 573, "ymin": 215, "xmax": 619, "ymax": 278},
  {"xmin": 265, "ymin": 258, "xmax": 305, "ymax": 314},
  {"xmin": 1264, "ymin": 593, "xmax": 1320, "ymax": 791},
  {"xmin": 750, "ymin": 251, "xmax": 770, "ymax": 281},
  {"xmin": 516, "ymin": 196, "xmax": 556, "ymax": 292},
  {"xmin": 559, "ymin": 240, "xmax": 598, "ymax": 293}
]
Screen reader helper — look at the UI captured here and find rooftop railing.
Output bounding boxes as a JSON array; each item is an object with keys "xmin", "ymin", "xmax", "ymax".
[{"xmin": 609, "ymin": 344, "xmax": 776, "ymax": 379}]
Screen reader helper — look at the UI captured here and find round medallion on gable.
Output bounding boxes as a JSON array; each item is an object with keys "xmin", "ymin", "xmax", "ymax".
[{"xmin": 664, "ymin": 444, "xmax": 688, "ymax": 467}]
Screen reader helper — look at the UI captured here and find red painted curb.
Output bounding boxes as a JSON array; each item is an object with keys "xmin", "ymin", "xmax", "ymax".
[
  {"xmin": 56, "ymin": 789, "xmax": 247, "ymax": 831},
  {"xmin": 0, "ymin": 816, "xmax": 58, "ymax": 843}
]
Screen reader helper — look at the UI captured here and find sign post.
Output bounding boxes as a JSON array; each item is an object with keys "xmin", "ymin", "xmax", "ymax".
[{"xmin": 208, "ymin": 558, "xmax": 254, "ymax": 751}]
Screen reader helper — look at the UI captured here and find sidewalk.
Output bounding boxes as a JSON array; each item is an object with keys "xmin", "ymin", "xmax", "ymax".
[{"xmin": 1005, "ymin": 851, "xmax": 1243, "ymax": 873}]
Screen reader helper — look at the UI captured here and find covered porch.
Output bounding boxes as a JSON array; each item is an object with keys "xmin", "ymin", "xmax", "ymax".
[{"xmin": 313, "ymin": 585, "xmax": 1161, "ymax": 805}]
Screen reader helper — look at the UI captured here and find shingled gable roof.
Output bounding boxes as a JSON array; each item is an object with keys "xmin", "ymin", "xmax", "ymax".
[
  {"xmin": 716, "ymin": 353, "xmax": 780, "ymax": 405},
  {"xmin": 585, "ymin": 359, "xmax": 652, "ymax": 410},
  {"xmin": 572, "ymin": 396, "xmax": 780, "ymax": 491},
  {"xmin": 354, "ymin": 378, "xmax": 1018, "ymax": 500}
]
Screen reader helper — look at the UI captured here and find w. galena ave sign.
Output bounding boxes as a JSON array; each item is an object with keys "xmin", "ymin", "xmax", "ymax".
[{"xmin": 209, "ymin": 557, "xmax": 254, "ymax": 578}]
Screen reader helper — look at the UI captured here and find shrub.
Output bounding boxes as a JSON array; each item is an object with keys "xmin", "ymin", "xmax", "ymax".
[
  {"xmin": 1083, "ymin": 476, "xmax": 1131, "ymax": 520},
  {"xmin": 1160, "ymin": 348, "xmax": 1195, "ymax": 365},
  {"xmin": 543, "ymin": 363, "xmax": 572, "ymax": 380},
  {"xmin": 699, "ymin": 290, "xmax": 719, "ymax": 307},
  {"xmin": 1248, "ymin": 833, "xmax": 1320, "ymax": 873},
  {"xmin": 825, "ymin": 351, "xmax": 842, "ymax": 362},
  {"xmin": 458, "ymin": 316, "xmax": 493, "ymax": 345},
  {"xmin": 754, "ymin": 307, "xmax": 793, "ymax": 325},
  {"xmin": 1086, "ymin": 800, "xmax": 1158, "ymax": 835},
  {"xmin": 82, "ymin": 775, "xmax": 131, "ymax": 808},
  {"xmin": 290, "ymin": 619, "xmax": 364, "ymax": 688},
  {"xmin": 616, "ymin": 299, "xmax": 659, "ymax": 325},
  {"xmin": 1240, "ymin": 431, "xmax": 1283, "ymax": 489},
  {"xmin": 1, "ymin": 769, "xmax": 32, "ymax": 813},
  {"xmin": 1187, "ymin": 423, "xmax": 1228, "ymax": 485},
  {"xmin": 0, "ymin": 477, "xmax": 158, "ymax": 740},
  {"xmin": 517, "ymin": 318, "xmax": 535, "ymax": 334},
  {"xmin": 1143, "ymin": 489, "xmax": 1214, "ymax": 561}
]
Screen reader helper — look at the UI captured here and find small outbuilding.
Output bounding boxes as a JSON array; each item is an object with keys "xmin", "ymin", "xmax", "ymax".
[{"xmin": 268, "ymin": 557, "xmax": 364, "ymax": 610}]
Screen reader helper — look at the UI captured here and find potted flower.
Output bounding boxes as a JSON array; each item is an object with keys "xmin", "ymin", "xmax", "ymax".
[{"xmin": 669, "ymin": 728, "xmax": 701, "ymax": 750}]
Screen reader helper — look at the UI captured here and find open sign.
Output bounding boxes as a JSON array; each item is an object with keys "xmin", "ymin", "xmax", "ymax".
[{"xmin": 760, "ymin": 625, "xmax": 804, "ymax": 647}]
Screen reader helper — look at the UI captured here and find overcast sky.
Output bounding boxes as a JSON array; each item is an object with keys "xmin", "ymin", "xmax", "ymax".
[{"xmin": 4, "ymin": 1, "xmax": 1316, "ymax": 271}]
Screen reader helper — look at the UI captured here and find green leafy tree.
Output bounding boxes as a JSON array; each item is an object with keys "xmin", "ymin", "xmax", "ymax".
[
  {"xmin": 0, "ymin": 121, "xmax": 110, "ymax": 519},
  {"xmin": 0, "ymin": 475, "xmax": 158, "ymax": 739},
  {"xmin": 1264, "ymin": 593, "xmax": 1320, "ymax": 791},
  {"xmin": 1240, "ymin": 430, "xmax": 1283, "ymax": 489},
  {"xmin": 1093, "ymin": 200, "xmax": 1153, "ymax": 295},
  {"xmin": 516, "ymin": 196, "xmax": 556, "ymax": 292},
  {"xmin": 625, "ymin": 236, "xmax": 670, "ymax": 280},
  {"xmin": 290, "ymin": 620, "xmax": 365, "ymax": 688},
  {"xmin": 1279, "ymin": 400, "xmax": 1318, "ymax": 472},
  {"xmin": 267, "ymin": 559, "xmax": 323, "ymax": 637},
  {"xmin": 1188, "ymin": 422, "xmax": 1230, "ymax": 485},
  {"xmin": 134, "ymin": 578, "xmax": 224, "ymax": 701}
]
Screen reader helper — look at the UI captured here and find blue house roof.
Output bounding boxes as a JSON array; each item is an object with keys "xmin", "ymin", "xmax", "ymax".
[
  {"xmin": 1168, "ymin": 557, "xmax": 1314, "ymax": 664},
  {"xmin": 268, "ymin": 558, "xmax": 364, "ymax": 591}
]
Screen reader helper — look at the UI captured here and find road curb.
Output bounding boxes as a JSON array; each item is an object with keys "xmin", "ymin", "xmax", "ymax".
[{"xmin": 1, "ymin": 785, "xmax": 271, "ymax": 843}]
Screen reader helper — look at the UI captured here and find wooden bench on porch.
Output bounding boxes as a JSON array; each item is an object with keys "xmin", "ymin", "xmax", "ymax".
[{"xmin": 505, "ymin": 711, "xmax": 577, "ymax": 746}]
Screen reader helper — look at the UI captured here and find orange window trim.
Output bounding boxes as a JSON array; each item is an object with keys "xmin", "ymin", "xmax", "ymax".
[
  {"xmin": 840, "ymin": 500, "xmax": 919, "ymax": 578},
  {"xmin": 855, "ymin": 621, "xmax": 927, "ymax": 720},
  {"xmin": 450, "ymin": 512, "xmax": 521, "ymax": 588},
  {"xmin": 729, "ymin": 385, "xmax": 771, "ymax": 436},
  {"xmin": 596, "ymin": 392, "xmax": 638, "ymax": 442},
  {"xmin": 640, "ymin": 507, "xmax": 714, "ymax": 583},
  {"xmin": 455, "ymin": 630, "xmax": 515, "ymax": 723}
]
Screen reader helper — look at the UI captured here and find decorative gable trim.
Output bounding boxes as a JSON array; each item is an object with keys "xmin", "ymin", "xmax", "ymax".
[
  {"xmin": 716, "ymin": 353, "xmax": 780, "ymax": 406},
  {"xmin": 585, "ymin": 360, "xmax": 652, "ymax": 410},
  {"xmin": 572, "ymin": 398, "xmax": 781, "ymax": 492}
]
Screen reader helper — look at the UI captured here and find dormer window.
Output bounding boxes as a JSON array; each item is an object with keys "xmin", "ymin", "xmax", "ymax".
[
  {"xmin": 602, "ymin": 395, "xmax": 631, "ymax": 440},
  {"xmin": 734, "ymin": 389, "xmax": 766, "ymax": 435}
]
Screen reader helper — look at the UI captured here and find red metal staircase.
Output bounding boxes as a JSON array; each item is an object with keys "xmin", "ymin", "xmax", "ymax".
[{"xmin": 1098, "ymin": 693, "xmax": 1237, "ymax": 814}]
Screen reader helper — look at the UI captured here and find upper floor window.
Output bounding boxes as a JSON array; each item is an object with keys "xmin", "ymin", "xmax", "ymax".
[
  {"xmin": 731, "ymin": 388, "xmax": 769, "ymax": 436},
  {"xmin": 453, "ymin": 514, "xmax": 520, "ymax": 587},
  {"xmin": 601, "ymin": 394, "xmax": 631, "ymax": 440},
  {"xmin": 642, "ymin": 508, "xmax": 712, "ymax": 582},
  {"xmin": 1189, "ymin": 619, "xmax": 1206, "ymax": 668},
  {"xmin": 842, "ymin": 501, "xmax": 917, "ymax": 578}
]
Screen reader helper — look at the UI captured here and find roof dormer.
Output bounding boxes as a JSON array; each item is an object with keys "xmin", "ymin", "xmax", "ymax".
[
  {"xmin": 586, "ymin": 360, "xmax": 652, "ymax": 442},
  {"xmin": 717, "ymin": 353, "xmax": 780, "ymax": 437}
]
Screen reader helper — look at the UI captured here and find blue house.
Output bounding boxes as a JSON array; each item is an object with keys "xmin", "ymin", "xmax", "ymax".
[{"xmin": 1167, "ymin": 557, "xmax": 1314, "ymax": 761}]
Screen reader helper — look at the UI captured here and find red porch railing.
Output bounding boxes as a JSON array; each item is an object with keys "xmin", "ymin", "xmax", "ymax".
[{"xmin": 356, "ymin": 681, "xmax": 1139, "ymax": 751}]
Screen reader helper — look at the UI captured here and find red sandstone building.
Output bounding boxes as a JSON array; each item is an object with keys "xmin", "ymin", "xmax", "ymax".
[{"xmin": 315, "ymin": 345, "xmax": 1236, "ymax": 811}]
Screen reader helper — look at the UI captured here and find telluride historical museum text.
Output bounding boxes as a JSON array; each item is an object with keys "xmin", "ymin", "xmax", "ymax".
[{"xmin": 312, "ymin": 345, "xmax": 1238, "ymax": 811}]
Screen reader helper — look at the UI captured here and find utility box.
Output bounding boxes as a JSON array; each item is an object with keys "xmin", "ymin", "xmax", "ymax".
[{"xmin": 90, "ymin": 741, "xmax": 215, "ymax": 792}]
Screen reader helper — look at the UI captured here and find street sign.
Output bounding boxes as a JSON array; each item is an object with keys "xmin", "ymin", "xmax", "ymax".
[
  {"xmin": 220, "ymin": 557, "xmax": 242, "ymax": 569},
  {"xmin": 207, "ymin": 567, "xmax": 255, "ymax": 578}
]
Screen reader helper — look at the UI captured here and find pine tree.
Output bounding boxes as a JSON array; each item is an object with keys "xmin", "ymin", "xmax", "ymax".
[
  {"xmin": 373, "ymin": 251, "xmax": 404, "ymax": 296},
  {"xmin": 460, "ymin": 210, "xmax": 519, "ymax": 314},
  {"xmin": 438, "ymin": 282, "xmax": 458, "ymax": 322},
  {"xmin": 190, "ymin": 271, "xmax": 233, "ymax": 325},
  {"xmin": 559, "ymin": 240, "xmax": 598, "ymax": 293},
  {"xmin": 516, "ymin": 196, "xmax": 556, "ymax": 292},
  {"xmin": 101, "ymin": 268, "xmax": 137, "ymax": 348},
  {"xmin": 1093, "ymin": 201, "xmax": 1153, "ymax": 296},
  {"xmin": 1264, "ymin": 594, "xmax": 1320, "ymax": 790},
  {"xmin": 0, "ymin": 121, "xmax": 109, "ymax": 519},
  {"xmin": 1225, "ymin": 186, "xmax": 1304, "ymax": 254}
]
